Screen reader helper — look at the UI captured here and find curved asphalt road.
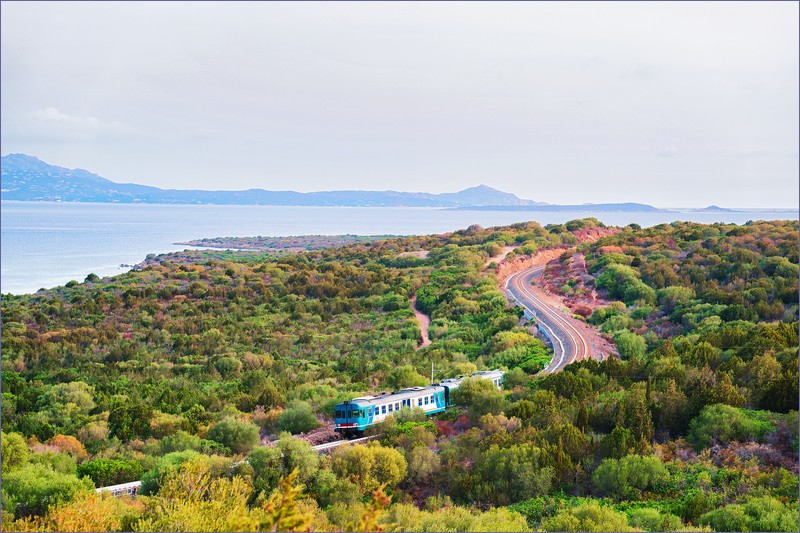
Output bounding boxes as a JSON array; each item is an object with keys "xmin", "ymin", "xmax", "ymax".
[{"xmin": 505, "ymin": 265, "xmax": 591, "ymax": 373}]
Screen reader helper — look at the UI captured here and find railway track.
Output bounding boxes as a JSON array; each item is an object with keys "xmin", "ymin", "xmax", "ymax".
[
  {"xmin": 96, "ymin": 434, "xmax": 380, "ymax": 497},
  {"xmin": 505, "ymin": 264, "xmax": 592, "ymax": 373},
  {"xmin": 311, "ymin": 434, "xmax": 379, "ymax": 453}
]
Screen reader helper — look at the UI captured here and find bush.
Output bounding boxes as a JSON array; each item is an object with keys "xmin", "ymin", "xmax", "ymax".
[
  {"xmin": 592, "ymin": 455, "xmax": 670, "ymax": 500},
  {"xmin": 331, "ymin": 443, "xmax": 407, "ymax": 493},
  {"xmin": 2, "ymin": 431, "xmax": 29, "ymax": 471},
  {"xmin": 628, "ymin": 508, "xmax": 684, "ymax": 532},
  {"xmin": 77, "ymin": 458, "xmax": 145, "ymax": 487},
  {"xmin": 700, "ymin": 497, "xmax": 798, "ymax": 532},
  {"xmin": 450, "ymin": 377, "xmax": 507, "ymax": 421},
  {"xmin": 159, "ymin": 430, "xmax": 202, "ymax": 454},
  {"xmin": 1, "ymin": 463, "xmax": 94, "ymax": 518},
  {"xmin": 686, "ymin": 404, "xmax": 777, "ymax": 450},
  {"xmin": 248, "ymin": 435, "xmax": 319, "ymax": 497},
  {"xmin": 275, "ymin": 400, "xmax": 321, "ymax": 435},
  {"xmin": 385, "ymin": 365, "xmax": 429, "ymax": 390},
  {"xmin": 540, "ymin": 501, "xmax": 634, "ymax": 532},
  {"xmin": 612, "ymin": 330, "xmax": 647, "ymax": 360},
  {"xmin": 207, "ymin": 417, "xmax": 260, "ymax": 454}
]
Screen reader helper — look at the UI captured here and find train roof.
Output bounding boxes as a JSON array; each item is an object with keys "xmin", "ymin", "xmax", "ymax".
[
  {"xmin": 437, "ymin": 369, "xmax": 504, "ymax": 387},
  {"xmin": 340, "ymin": 370, "xmax": 505, "ymax": 408},
  {"xmin": 471, "ymin": 369, "xmax": 505, "ymax": 379},
  {"xmin": 343, "ymin": 385, "xmax": 444, "ymax": 407}
]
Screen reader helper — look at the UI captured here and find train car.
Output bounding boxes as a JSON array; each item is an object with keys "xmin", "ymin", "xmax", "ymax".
[
  {"xmin": 437, "ymin": 377, "xmax": 466, "ymax": 406},
  {"xmin": 335, "ymin": 385, "xmax": 446, "ymax": 435},
  {"xmin": 334, "ymin": 369, "xmax": 504, "ymax": 435},
  {"xmin": 438, "ymin": 369, "xmax": 504, "ymax": 404},
  {"xmin": 470, "ymin": 369, "xmax": 504, "ymax": 388}
]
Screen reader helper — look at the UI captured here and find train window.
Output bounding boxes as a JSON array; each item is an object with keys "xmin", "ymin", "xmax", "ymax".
[
  {"xmin": 424, "ymin": 397, "xmax": 428, "ymax": 405},
  {"xmin": 395, "ymin": 402, "xmax": 400, "ymax": 410},
  {"xmin": 388, "ymin": 404, "xmax": 393, "ymax": 412},
  {"xmin": 418, "ymin": 398, "xmax": 422, "ymax": 406},
  {"xmin": 368, "ymin": 408, "xmax": 372, "ymax": 416},
  {"xmin": 382, "ymin": 405, "xmax": 387, "ymax": 414},
  {"xmin": 430, "ymin": 395, "xmax": 434, "ymax": 403}
]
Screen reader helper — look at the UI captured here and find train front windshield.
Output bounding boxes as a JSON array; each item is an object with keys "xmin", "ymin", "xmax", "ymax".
[{"xmin": 335, "ymin": 402, "xmax": 368, "ymax": 430}]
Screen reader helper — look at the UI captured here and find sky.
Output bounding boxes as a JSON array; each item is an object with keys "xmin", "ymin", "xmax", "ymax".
[{"xmin": 1, "ymin": 1, "xmax": 798, "ymax": 208}]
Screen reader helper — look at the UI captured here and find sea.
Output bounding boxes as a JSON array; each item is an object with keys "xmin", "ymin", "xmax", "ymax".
[{"xmin": 1, "ymin": 201, "xmax": 796, "ymax": 296}]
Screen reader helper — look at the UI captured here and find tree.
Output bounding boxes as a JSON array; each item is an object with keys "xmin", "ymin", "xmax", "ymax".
[
  {"xmin": 139, "ymin": 450, "xmax": 202, "ymax": 496},
  {"xmin": 654, "ymin": 379, "xmax": 690, "ymax": 436},
  {"xmin": 598, "ymin": 427, "xmax": 636, "ymax": 460},
  {"xmin": 46, "ymin": 435, "xmax": 88, "ymax": 459},
  {"xmin": 501, "ymin": 367, "xmax": 531, "ymax": 389},
  {"xmin": 108, "ymin": 401, "xmax": 153, "ymax": 441},
  {"xmin": 371, "ymin": 444, "xmax": 408, "ymax": 488},
  {"xmin": 135, "ymin": 457, "xmax": 316, "ymax": 532},
  {"xmin": 385, "ymin": 365, "xmax": 429, "ymax": 390},
  {"xmin": 2, "ymin": 431, "xmax": 29, "ymax": 471},
  {"xmin": 77, "ymin": 458, "xmax": 145, "ymax": 487},
  {"xmin": 451, "ymin": 377, "xmax": 507, "ymax": 421},
  {"xmin": 2, "ymin": 463, "xmax": 94, "ymax": 518},
  {"xmin": 10, "ymin": 490, "xmax": 137, "ymax": 532},
  {"xmin": 686, "ymin": 404, "xmax": 775, "ymax": 450},
  {"xmin": 38, "ymin": 381, "xmax": 96, "ymax": 434},
  {"xmin": 471, "ymin": 443, "xmax": 553, "ymax": 505},
  {"xmin": 207, "ymin": 417, "xmax": 260, "ymax": 454},
  {"xmin": 616, "ymin": 388, "xmax": 654, "ymax": 454},
  {"xmin": 612, "ymin": 330, "xmax": 647, "ymax": 360},
  {"xmin": 576, "ymin": 403, "xmax": 589, "ymax": 433},
  {"xmin": 405, "ymin": 446, "xmax": 440, "ymax": 484},
  {"xmin": 331, "ymin": 443, "xmax": 407, "ymax": 494},
  {"xmin": 275, "ymin": 400, "xmax": 320, "ymax": 435},
  {"xmin": 248, "ymin": 435, "xmax": 319, "ymax": 498}
]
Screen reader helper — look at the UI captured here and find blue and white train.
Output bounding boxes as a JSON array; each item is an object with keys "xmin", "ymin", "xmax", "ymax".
[{"xmin": 334, "ymin": 369, "xmax": 504, "ymax": 435}]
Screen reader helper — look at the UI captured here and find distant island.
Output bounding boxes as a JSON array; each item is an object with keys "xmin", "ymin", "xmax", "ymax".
[
  {"xmin": 1, "ymin": 154, "xmax": 544, "ymax": 208},
  {"xmin": 456, "ymin": 202, "xmax": 662, "ymax": 212},
  {"xmin": 177, "ymin": 234, "xmax": 398, "ymax": 251},
  {"xmin": 1, "ymin": 153, "xmax": 761, "ymax": 213}
]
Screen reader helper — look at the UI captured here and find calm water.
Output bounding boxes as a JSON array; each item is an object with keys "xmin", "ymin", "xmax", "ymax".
[{"xmin": 1, "ymin": 201, "xmax": 796, "ymax": 295}]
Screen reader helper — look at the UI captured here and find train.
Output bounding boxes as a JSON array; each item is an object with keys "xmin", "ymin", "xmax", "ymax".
[{"xmin": 334, "ymin": 369, "xmax": 505, "ymax": 435}]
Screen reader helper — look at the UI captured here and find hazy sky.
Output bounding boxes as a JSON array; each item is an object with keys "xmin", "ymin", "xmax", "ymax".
[{"xmin": 2, "ymin": 1, "xmax": 798, "ymax": 207}]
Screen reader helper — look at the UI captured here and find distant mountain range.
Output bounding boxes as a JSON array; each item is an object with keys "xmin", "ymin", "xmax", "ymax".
[{"xmin": 0, "ymin": 153, "xmax": 667, "ymax": 211}]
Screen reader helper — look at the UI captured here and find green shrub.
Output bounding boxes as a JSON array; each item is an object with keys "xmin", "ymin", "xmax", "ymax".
[
  {"xmin": 275, "ymin": 400, "xmax": 320, "ymax": 435},
  {"xmin": 1, "ymin": 463, "xmax": 93, "ymax": 518},
  {"xmin": 207, "ymin": 417, "xmax": 260, "ymax": 454}
]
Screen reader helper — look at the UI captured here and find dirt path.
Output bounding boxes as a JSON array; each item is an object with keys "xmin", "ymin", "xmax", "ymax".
[{"xmin": 411, "ymin": 296, "xmax": 432, "ymax": 349}]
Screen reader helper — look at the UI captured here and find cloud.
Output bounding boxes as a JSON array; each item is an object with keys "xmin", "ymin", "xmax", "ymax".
[
  {"xmin": 28, "ymin": 107, "xmax": 136, "ymax": 142},
  {"xmin": 657, "ymin": 146, "xmax": 679, "ymax": 157}
]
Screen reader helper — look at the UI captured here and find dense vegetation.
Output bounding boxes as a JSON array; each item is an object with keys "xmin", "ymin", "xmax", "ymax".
[{"xmin": 1, "ymin": 218, "xmax": 797, "ymax": 531}]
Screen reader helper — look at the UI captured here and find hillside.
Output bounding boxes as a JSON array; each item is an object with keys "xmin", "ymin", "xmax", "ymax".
[{"xmin": 1, "ymin": 218, "xmax": 797, "ymax": 531}]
